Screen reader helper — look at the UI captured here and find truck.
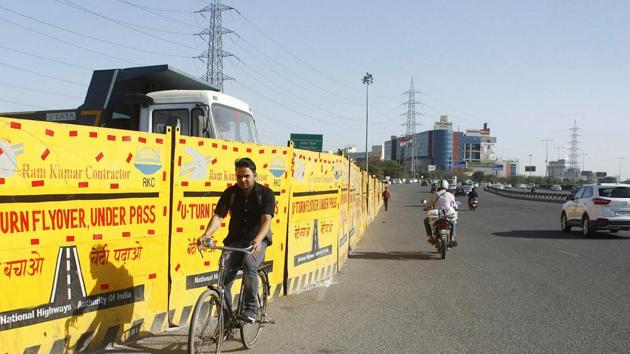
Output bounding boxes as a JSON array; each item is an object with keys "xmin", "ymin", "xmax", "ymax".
[{"xmin": 1, "ymin": 64, "xmax": 260, "ymax": 143}]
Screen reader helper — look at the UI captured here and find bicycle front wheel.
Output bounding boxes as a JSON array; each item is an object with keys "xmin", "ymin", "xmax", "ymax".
[
  {"xmin": 240, "ymin": 272, "xmax": 269, "ymax": 348},
  {"xmin": 188, "ymin": 289, "xmax": 223, "ymax": 354}
]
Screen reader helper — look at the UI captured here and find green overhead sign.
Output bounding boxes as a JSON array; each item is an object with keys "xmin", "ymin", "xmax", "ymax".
[{"xmin": 290, "ymin": 133, "xmax": 323, "ymax": 152}]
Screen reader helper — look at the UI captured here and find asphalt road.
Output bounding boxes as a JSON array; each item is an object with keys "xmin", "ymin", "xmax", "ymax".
[{"xmin": 113, "ymin": 184, "xmax": 630, "ymax": 353}]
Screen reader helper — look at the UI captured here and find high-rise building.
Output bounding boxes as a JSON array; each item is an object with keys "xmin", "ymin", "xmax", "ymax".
[
  {"xmin": 549, "ymin": 159, "xmax": 568, "ymax": 179},
  {"xmin": 459, "ymin": 123, "xmax": 497, "ymax": 169}
]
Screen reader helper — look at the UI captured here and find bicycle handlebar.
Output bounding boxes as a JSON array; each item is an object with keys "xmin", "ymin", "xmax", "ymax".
[
  {"xmin": 205, "ymin": 244, "xmax": 254, "ymax": 254},
  {"xmin": 198, "ymin": 239, "xmax": 254, "ymax": 257}
]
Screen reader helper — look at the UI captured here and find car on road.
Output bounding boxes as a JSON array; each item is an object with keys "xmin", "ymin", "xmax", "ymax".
[
  {"xmin": 550, "ymin": 184, "xmax": 562, "ymax": 191},
  {"xmin": 561, "ymin": 183, "xmax": 630, "ymax": 236},
  {"xmin": 456, "ymin": 184, "xmax": 474, "ymax": 196}
]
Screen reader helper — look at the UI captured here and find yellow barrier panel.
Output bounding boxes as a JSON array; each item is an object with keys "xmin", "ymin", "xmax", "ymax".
[
  {"xmin": 348, "ymin": 163, "xmax": 363, "ymax": 249},
  {"xmin": 167, "ymin": 134, "xmax": 292, "ymax": 326},
  {"xmin": 337, "ymin": 156, "xmax": 350, "ymax": 270},
  {"xmin": 286, "ymin": 149, "xmax": 341, "ymax": 294},
  {"xmin": 0, "ymin": 117, "xmax": 170, "ymax": 352}
]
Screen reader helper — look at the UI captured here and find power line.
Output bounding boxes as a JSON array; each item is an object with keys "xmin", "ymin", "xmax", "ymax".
[
  {"xmin": 236, "ymin": 11, "xmax": 365, "ymax": 98},
  {"xmin": 0, "ymin": 5, "xmax": 192, "ymax": 57},
  {"xmin": 0, "ymin": 82, "xmax": 82, "ymax": 99},
  {"xmin": 55, "ymin": 0, "xmax": 200, "ymax": 51},
  {"xmin": 0, "ymin": 61, "xmax": 85, "ymax": 86},
  {"xmin": 115, "ymin": 0, "xmax": 199, "ymax": 19},
  {"xmin": 231, "ymin": 60, "xmax": 359, "ymax": 123},
  {"xmin": 231, "ymin": 80, "xmax": 345, "ymax": 126},
  {"xmin": 228, "ymin": 36, "xmax": 362, "ymax": 106},
  {"xmin": 0, "ymin": 98, "xmax": 47, "ymax": 110},
  {"xmin": 0, "ymin": 15, "xmax": 138, "ymax": 65},
  {"xmin": 0, "ymin": 43, "xmax": 92, "ymax": 71}
]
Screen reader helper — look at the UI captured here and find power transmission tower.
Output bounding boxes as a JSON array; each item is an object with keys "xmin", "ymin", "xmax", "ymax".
[
  {"xmin": 402, "ymin": 78, "xmax": 421, "ymax": 177},
  {"xmin": 568, "ymin": 119, "xmax": 581, "ymax": 179},
  {"xmin": 196, "ymin": 0, "xmax": 236, "ymax": 91}
]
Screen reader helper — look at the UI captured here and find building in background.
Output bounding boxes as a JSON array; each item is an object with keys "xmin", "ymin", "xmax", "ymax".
[
  {"xmin": 382, "ymin": 118, "xmax": 504, "ymax": 176},
  {"xmin": 348, "ymin": 144, "xmax": 383, "ymax": 163},
  {"xmin": 383, "ymin": 136, "xmax": 400, "ymax": 161},
  {"xmin": 503, "ymin": 160, "xmax": 519, "ymax": 177},
  {"xmin": 548, "ymin": 159, "xmax": 568, "ymax": 179},
  {"xmin": 458, "ymin": 123, "xmax": 498, "ymax": 174}
]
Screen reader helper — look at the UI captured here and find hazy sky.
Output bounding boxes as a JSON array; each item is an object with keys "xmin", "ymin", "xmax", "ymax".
[{"xmin": 1, "ymin": 0, "xmax": 629, "ymax": 178}]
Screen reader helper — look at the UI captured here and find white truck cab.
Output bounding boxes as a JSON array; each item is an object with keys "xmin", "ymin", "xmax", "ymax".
[
  {"xmin": 1, "ymin": 65, "xmax": 260, "ymax": 144},
  {"xmin": 141, "ymin": 90, "xmax": 258, "ymax": 143}
]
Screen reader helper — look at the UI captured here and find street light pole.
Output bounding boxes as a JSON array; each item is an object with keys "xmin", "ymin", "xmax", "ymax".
[
  {"xmin": 528, "ymin": 154, "xmax": 533, "ymax": 177},
  {"xmin": 541, "ymin": 138, "xmax": 552, "ymax": 178},
  {"xmin": 362, "ymin": 72, "xmax": 373, "ymax": 212},
  {"xmin": 618, "ymin": 157, "xmax": 624, "ymax": 184}
]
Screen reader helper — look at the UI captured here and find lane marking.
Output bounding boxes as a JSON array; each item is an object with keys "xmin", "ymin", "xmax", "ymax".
[{"xmin": 558, "ymin": 250, "xmax": 579, "ymax": 257}]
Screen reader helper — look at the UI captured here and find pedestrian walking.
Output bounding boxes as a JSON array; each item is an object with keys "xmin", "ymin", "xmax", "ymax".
[{"xmin": 382, "ymin": 186, "xmax": 391, "ymax": 211}]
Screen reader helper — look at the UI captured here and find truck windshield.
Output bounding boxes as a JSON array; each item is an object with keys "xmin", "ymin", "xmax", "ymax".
[
  {"xmin": 152, "ymin": 109, "xmax": 189, "ymax": 135},
  {"xmin": 212, "ymin": 104, "xmax": 257, "ymax": 143}
]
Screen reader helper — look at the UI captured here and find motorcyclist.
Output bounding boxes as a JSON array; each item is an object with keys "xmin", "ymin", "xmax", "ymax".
[
  {"xmin": 468, "ymin": 187, "xmax": 479, "ymax": 208},
  {"xmin": 423, "ymin": 179, "xmax": 458, "ymax": 245}
]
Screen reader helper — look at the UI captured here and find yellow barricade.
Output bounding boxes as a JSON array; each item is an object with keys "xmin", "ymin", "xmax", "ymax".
[
  {"xmin": 337, "ymin": 157, "xmax": 351, "ymax": 270},
  {"xmin": 348, "ymin": 163, "xmax": 363, "ymax": 249},
  {"xmin": 167, "ymin": 132, "xmax": 292, "ymax": 326},
  {"xmin": 0, "ymin": 115, "xmax": 385, "ymax": 353},
  {"xmin": 285, "ymin": 149, "xmax": 341, "ymax": 294},
  {"xmin": 0, "ymin": 117, "xmax": 171, "ymax": 352}
]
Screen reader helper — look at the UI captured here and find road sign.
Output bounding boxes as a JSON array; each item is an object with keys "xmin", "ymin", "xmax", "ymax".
[
  {"xmin": 492, "ymin": 164, "xmax": 504, "ymax": 171},
  {"xmin": 290, "ymin": 133, "xmax": 323, "ymax": 152},
  {"xmin": 525, "ymin": 166, "xmax": 536, "ymax": 172},
  {"xmin": 427, "ymin": 165, "xmax": 436, "ymax": 172}
]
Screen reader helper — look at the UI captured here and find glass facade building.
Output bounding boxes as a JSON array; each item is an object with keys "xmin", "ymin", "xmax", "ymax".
[{"xmin": 431, "ymin": 129, "xmax": 453, "ymax": 171}]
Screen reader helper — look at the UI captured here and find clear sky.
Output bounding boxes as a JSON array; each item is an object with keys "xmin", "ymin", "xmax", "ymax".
[{"xmin": 1, "ymin": 0, "xmax": 629, "ymax": 178}]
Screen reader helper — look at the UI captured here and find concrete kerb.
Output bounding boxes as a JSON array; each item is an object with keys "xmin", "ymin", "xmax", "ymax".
[{"xmin": 484, "ymin": 187, "xmax": 568, "ymax": 204}]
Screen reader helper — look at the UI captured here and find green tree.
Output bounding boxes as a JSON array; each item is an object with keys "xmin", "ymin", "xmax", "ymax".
[
  {"xmin": 357, "ymin": 160, "xmax": 405, "ymax": 179},
  {"xmin": 472, "ymin": 171, "xmax": 485, "ymax": 182}
]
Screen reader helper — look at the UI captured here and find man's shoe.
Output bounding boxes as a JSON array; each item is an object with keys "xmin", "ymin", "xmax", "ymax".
[
  {"xmin": 241, "ymin": 308, "xmax": 256, "ymax": 323},
  {"xmin": 426, "ymin": 236, "xmax": 434, "ymax": 244}
]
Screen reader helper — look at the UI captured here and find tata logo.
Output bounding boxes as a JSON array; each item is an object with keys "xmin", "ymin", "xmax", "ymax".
[
  {"xmin": 133, "ymin": 146, "xmax": 162, "ymax": 175},
  {"xmin": 0, "ymin": 139, "xmax": 24, "ymax": 178},
  {"xmin": 269, "ymin": 156, "xmax": 286, "ymax": 178}
]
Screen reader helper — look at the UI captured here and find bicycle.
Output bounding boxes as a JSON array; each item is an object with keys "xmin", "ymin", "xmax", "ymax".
[{"xmin": 188, "ymin": 244, "xmax": 272, "ymax": 353}]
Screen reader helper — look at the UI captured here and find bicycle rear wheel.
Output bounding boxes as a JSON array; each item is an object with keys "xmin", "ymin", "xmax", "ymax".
[
  {"xmin": 240, "ymin": 272, "xmax": 269, "ymax": 348},
  {"xmin": 188, "ymin": 289, "xmax": 223, "ymax": 354}
]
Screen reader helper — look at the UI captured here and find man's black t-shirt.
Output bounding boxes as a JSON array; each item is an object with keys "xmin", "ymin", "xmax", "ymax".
[{"xmin": 214, "ymin": 182, "xmax": 275, "ymax": 245}]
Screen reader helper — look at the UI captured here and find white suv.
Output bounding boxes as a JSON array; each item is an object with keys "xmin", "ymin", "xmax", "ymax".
[{"xmin": 561, "ymin": 183, "xmax": 630, "ymax": 236}]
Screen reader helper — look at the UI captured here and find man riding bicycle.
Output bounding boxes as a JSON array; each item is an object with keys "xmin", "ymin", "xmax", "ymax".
[
  {"xmin": 198, "ymin": 157, "xmax": 275, "ymax": 323},
  {"xmin": 423, "ymin": 179, "xmax": 458, "ymax": 245}
]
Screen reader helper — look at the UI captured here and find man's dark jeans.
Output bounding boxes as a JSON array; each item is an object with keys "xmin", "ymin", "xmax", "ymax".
[{"xmin": 222, "ymin": 240, "xmax": 267, "ymax": 313}]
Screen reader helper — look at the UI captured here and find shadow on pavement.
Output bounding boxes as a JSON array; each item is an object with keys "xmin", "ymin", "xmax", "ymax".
[
  {"xmin": 104, "ymin": 332, "xmax": 189, "ymax": 353},
  {"xmin": 492, "ymin": 230, "xmax": 630, "ymax": 240},
  {"xmin": 349, "ymin": 251, "xmax": 438, "ymax": 261}
]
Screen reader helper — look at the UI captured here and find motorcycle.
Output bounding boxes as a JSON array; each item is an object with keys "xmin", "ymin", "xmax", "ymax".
[
  {"xmin": 468, "ymin": 197, "xmax": 478, "ymax": 211},
  {"xmin": 426, "ymin": 207, "xmax": 458, "ymax": 259}
]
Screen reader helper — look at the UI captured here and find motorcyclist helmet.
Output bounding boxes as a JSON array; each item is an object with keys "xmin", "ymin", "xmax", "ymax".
[{"xmin": 438, "ymin": 179, "xmax": 449, "ymax": 190}]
